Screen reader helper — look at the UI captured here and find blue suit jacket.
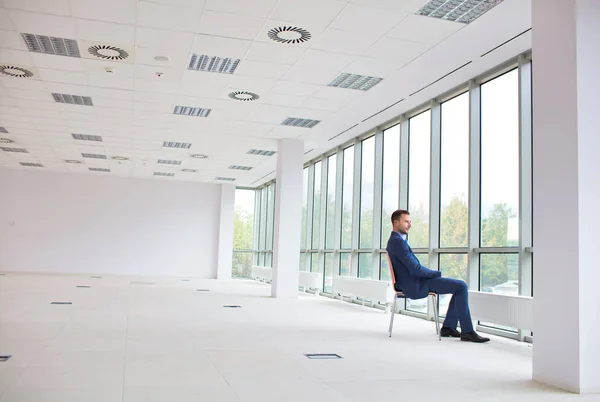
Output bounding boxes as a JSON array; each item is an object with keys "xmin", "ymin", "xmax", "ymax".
[{"xmin": 386, "ymin": 231, "xmax": 441, "ymax": 299}]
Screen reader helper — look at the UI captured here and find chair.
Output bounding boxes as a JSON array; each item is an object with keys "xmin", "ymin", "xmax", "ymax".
[{"xmin": 386, "ymin": 253, "xmax": 441, "ymax": 341}]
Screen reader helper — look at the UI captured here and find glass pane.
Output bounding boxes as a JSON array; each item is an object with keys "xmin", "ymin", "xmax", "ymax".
[
  {"xmin": 480, "ymin": 253, "xmax": 519, "ymax": 295},
  {"xmin": 259, "ymin": 187, "xmax": 268, "ymax": 250},
  {"xmin": 310, "ymin": 253, "xmax": 320, "ymax": 273},
  {"xmin": 380, "ymin": 253, "xmax": 391, "ymax": 282},
  {"xmin": 325, "ymin": 154, "xmax": 337, "ymax": 249},
  {"xmin": 408, "ymin": 110, "xmax": 431, "ymax": 248},
  {"xmin": 359, "ymin": 136, "xmax": 375, "ymax": 249},
  {"xmin": 233, "ymin": 189, "xmax": 255, "ymax": 251},
  {"xmin": 381, "ymin": 124, "xmax": 400, "ymax": 247},
  {"xmin": 259, "ymin": 252, "xmax": 265, "ymax": 266},
  {"xmin": 312, "ymin": 162, "xmax": 322, "ymax": 248},
  {"xmin": 301, "ymin": 168, "xmax": 308, "ymax": 249},
  {"xmin": 300, "ymin": 252, "xmax": 307, "ymax": 272},
  {"xmin": 324, "ymin": 253, "xmax": 334, "ymax": 293},
  {"xmin": 341, "ymin": 146, "xmax": 354, "ymax": 249},
  {"xmin": 438, "ymin": 253, "xmax": 468, "ymax": 317},
  {"xmin": 440, "ymin": 93, "xmax": 469, "ymax": 248},
  {"xmin": 406, "ymin": 253, "xmax": 429, "ymax": 314},
  {"xmin": 265, "ymin": 252, "xmax": 272, "ymax": 268},
  {"xmin": 232, "ymin": 251, "xmax": 253, "ymax": 278},
  {"xmin": 481, "ymin": 69, "xmax": 519, "ymax": 247},
  {"xmin": 358, "ymin": 253, "xmax": 374, "ymax": 279},
  {"xmin": 266, "ymin": 184, "xmax": 275, "ymax": 250},
  {"xmin": 339, "ymin": 252, "xmax": 351, "ymax": 276}
]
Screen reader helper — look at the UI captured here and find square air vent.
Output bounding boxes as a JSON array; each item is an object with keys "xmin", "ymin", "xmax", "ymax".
[
  {"xmin": 154, "ymin": 172, "xmax": 174, "ymax": 177},
  {"xmin": 158, "ymin": 159, "xmax": 182, "ymax": 165},
  {"xmin": 247, "ymin": 149, "xmax": 276, "ymax": 156},
  {"xmin": 188, "ymin": 54, "xmax": 241, "ymax": 74},
  {"xmin": 1, "ymin": 147, "xmax": 28, "ymax": 153},
  {"xmin": 416, "ymin": 0, "xmax": 503, "ymax": 23},
  {"xmin": 52, "ymin": 93, "xmax": 93, "ymax": 106},
  {"xmin": 72, "ymin": 133, "xmax": 102, "ymax": 142},
  {"xmin": 21, "ymin": 33, "xmax": 81, "ymax": 57},
  {"xmin": 173, "ymin": 106, "xmax": 211, "ymax": 117},
  {"xmin": 229, "ymin": 165, "xmax": 252, "ymax": 171},
  {"xmin": 163, "ymin": 141, "xmax": 192, "ymax": 149},
  {"xmin": 216, "ymin": 177, "xmax": 235, "ymax": 181},
  {"xmin": 82, "ymin": 153, "xmax": 107, "ymax": 159},
  {"xmin": 328, "ymin": 73, "xmax": 383, "ymax": 91},
  {"xmin": 20, "ymin": 162, "xmax": 43, "ymax": 167},
  {"xmin": 89, "ymin": 167, "xmax": 110, "ymax": 172},
  {"xmin": 281, "ymin": 117, "xmax": 321, "ymax": 128},
  {"xmin": 0, "ymin": 127, "xmax": 8, "ymax": 133}
]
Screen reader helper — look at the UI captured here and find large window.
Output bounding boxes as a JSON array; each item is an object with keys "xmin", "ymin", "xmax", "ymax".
[
  {"xmin": 312, "ymin": 162, "xmax": 322, "ymax": 249},
  {"xmin": 408, "ymin": 110, "xmax": 431, "ymax": 248},
  {"xmin": 341, "ymin": 146, "xmax": 354, "ymax": 250},
  {"xmin": 381, "ymin": 124, "xmax": 400, "ymax": 246},
  {"xmin": 440, "ymin": 93, "xmax": 469, "ymax": 248},
  {"xmin": 301, "ymin": 168, "xmax": 308, "ymax": 250},
  {"xmin": 232, "ymin": 189, "xmax": 255, "ymax": 278},
  {"xmin": 359, "ymin": 137, "xmax": 375, "ymax": 249},
  {"xmin": 481, "ymin": 69, "xmax": 519, "ymax": 248},
  {"xmin": 325, "ymin": 154, "xmax": 337, "ymax": 250}
]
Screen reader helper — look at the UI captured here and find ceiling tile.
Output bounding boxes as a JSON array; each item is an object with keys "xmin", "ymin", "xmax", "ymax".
[
  {"xmin": 363, "ymin": 37, "xmax": 431, "ymax": 67},
  {"xmin": 269, "ymin": 0, "xmax": 347, "ymax": 32},
  {"xmin": 0, "ymin": 30, "xmax": 27, "ymax": 51},
  {"xmin": 75, "ymin": 19, "xmax": 136, "ymax": 46},
  {"xmin": 8, "ymin": 9, "xmax": 78, "ymax": 38},
  {"xmin": 0, "ymin": 76, "xmax": 47, "ymax": 92},
  {"xmin": 245, "ymin": 41, "xmax": 305, "ymax": 65},
  {"xmin": 92, "ymin": 98, "xmax": 133, "ymax": 109},
  {"xmin": 197, "ymin": 11, "xmax": 265, "ymax": 41},
  {"xmin": 295, "ymin": 49, "xmax": 354, "ymax": 71},
  {"xmin": 133, "ymin": 91, "xmax": 175, "ymax": 104},
  {"xmin": 87, "ymin": 74, "xmax": 134, "ymax": 90},
  {"xmin": 0, "ymin": 48, "xmax": 34, "ymax": 66},
  {"xmin": 136, "ymin": 1, "xmax": 203, "ymax": 32},
  {"xmin": 133, "ymin": 101, "xmax": 171, "ymax": 112},
  {"xmin": 134, "ymin": 64, "xmax": 184, "ymax": 82},
  {"xmin": 29, "ymin": 53, "xmax": 85, "ymax": 72},
  {"xmin": 235, "ymin": 60, "xmax": 290, "ymax": 80},
  {"xmin": 269, "ymin": 80, "xmax": 320, "ymax": 97},
  {"xmin": 282, "ymin": 65, "xmax": 339, "ymax": 85},
  {"xmin": 259, "ymin": 93, "xmax": 307, "ymax": 108},
  {"xmin": 0, "ymin": 8, "xmax": 15, "ymax": 31},
  {"xmin": 88, "ymin": 87, "xmax": 133, "ymax": 101},
  {"xmin": 386, "ymin": 14, "xmax": 464, "ymax": 45},
  {"xmin": 4, "ymin": 0, "xmax": 71, "ymax": 16},
  {"xmin": 38, "ymin": 68, "xmax": 89, "ymax": 86},
  {"xmin": 133, "ymin": 46, "xmax": 189, "ymax": 68},
  {"xmin": 134, "ymin": 79, "xmax": 179, "ymax": 94},
  {"xmin": 190, "ymin": 35, "xmax": 253, "ymax": 59},
  {"xmin": 226, "ymin": 75, "xmax": 277, "ymax": 95},
  {"xmin": 180, "ymin": 70, "xmax": 232, "ymax": 89},
  {"xmin": 139, "ymin": 0, "xmax": 206, "ymax": 8},
  {"xmin": 205, "ymin": 0, "xmax": 277, "ymax": 18},
  {"xmin": 331, "ymin": 4, "xmax": 407, "ymax": 36},
  {"xmin": 135, "ymin": 27, "xmax": 195, "ymax": 52},
  {"xmin": 7, "ymin": 88, "xmax": 50, "ymax": 101},
  {"xmin": 312, "ymin": 29, "xmax": 380, "ymax": 55},
  {"xmin": 343, "ymin": 56, "xmax": 397, "ymax": 78},
  {"xmin": 177, "ymin": 82, "xmax": 225, "ymax": 98},
  {"xmin": 82, "ymin": 59, "xmax": 135, "ymax": 77},
  {"xmin": 302, "ymin": 96, "xmax": 349, "ymax": 112},
  {"xmin": 311, "ymin": 85, "xmax": 365, "ymax": 101},
  {"xmin": 69, "ymin": 0, "xmax": 137, "ymax": 25}
]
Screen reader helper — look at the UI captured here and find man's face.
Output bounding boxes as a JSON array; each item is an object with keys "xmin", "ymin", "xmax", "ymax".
[{"xmin": 393, "ymin": 214, "xmax": 412, "ymax": 235}]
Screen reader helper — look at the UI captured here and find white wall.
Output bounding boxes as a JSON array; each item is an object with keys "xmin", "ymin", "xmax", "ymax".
[{"xmin": 0, "ymin": 169, "xmax": 222, "ymax": 278}]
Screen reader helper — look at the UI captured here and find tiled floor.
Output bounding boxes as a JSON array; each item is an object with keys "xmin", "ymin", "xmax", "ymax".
[{"xmin": 0, "ymin": 272, "xmax": 596, "ymax": 402}]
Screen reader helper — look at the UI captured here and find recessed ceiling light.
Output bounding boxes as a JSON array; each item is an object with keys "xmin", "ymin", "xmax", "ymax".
[
  {"xmin": 52, "ymin": 93, "xmax": 93, "ymax": 106},
  {"xmin": 268, "ymin": 26, "xmax": 312, "ymax": 44},
  {"xmin": 416, "ymin": 0, "xmax": 504, "ymax": 23},
  {"xmin": 247, "ymin": 149, "xmax": 276, "ymax": 156},
  {"xmin": 21, "ymin": 33, "xmax": 80, "ymax": 57},
  {"xmin": 182, "ymin": 168, "xmax": 196, "ymax": 173},
  {"xmin": 154, "ymin": 55, "xmax": 170, "ymax": 62},
  {"xmin": 328, "ymin": 73, "xmax": 383, "ymax": 91},
  {"xmin": 111, "ymin": 156, "xmax": 129, "ymax": 161},
  {"xmin": 173, "ymin": 105, "xmax": 211, "ymax": 117},
  {"xmin": 191, "ymin": 154, "xmax": 208, "ymax": 159},
  {"xmin": 281, "ymin": 117, "xmax": 321, "ymax": 128},
  {"xmin": 228, "ymin": 91, "xmax": 259, "ymax": 101},
  {"xmin": 188, "ymin": 54, "xmax": 240, "ymax": 74},
  {"xmin": 20, "ymin": 162, "xmax": 43, "ymax": 167},
  {"xmin": 65, "ymin": 159, "xmax": 82, "ymax": 164},
  {"xmin": 154, "ymin": 172, "xmax": 174, "ymax": 177},
  {"xmin": 229, "ymin": 165, "xmax": 252, "ymax": 171},
  {"xmin": 158, "ymin": 159, "xmax": 181, "ymax": 165},
  {"xmin": 87, "ymin": 44, "xmax": 129, "ymax": 60},
  {"xmin": 0, "ymin": 65, "xmax": 34, "ymax": 78},
  {"xmin": 216, "ymin": 177, "xmax": 235, "ymax": 181},
  {"xmin": 72, "ymin": 133, "xmax": 102, "ymax": 142},
  {"xmin": 1, "ymin": 147, "xmax": 28, "ymax": 153},
  {"xmin": 0, "ymin": 138, "xmax": 13, "ymax": 143},
  {"xmin": 163, "ymin": 141, "xmax": 192, "ymax": 149},
  {"xmin": 89, "ymin": 167, "xmax": 110, "ymax": 172}
]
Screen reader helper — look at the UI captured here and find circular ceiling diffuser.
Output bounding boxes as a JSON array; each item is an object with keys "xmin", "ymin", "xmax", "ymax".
[
  {"xmin": 0, "ymin": 138, "xmax": 14, "ymax": 143},
  {"xmin": 191, "ymin": 154, "xmax": 208, "ymax": 159},
  {"xmin": 228, "ymin": 91, "xmax": 259, "ymax": 102},
  {"xmin": 88, "ymin": 45, "xmax": 130, "ymax": 61},
  {"xmin": 182, "ymin": 168, "xmax": 196, "ymax": 173},
  {"xmin": 0, "ymin": 65, "xmax": 34, "ymax": 78},
  {"xmin": 111, "ymin": 156, "xmax": 129, "ymax": 161},
  {"xmin": 65, "ymin": 159, "xmax": 82, "ymax": 164},
  {"xmin": 268, "ymin": 26, "xmax": 311, "ymax": 44}
]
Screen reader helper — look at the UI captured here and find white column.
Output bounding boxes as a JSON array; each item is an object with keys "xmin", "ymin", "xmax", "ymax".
[
  {"xmin": 272, "ymin": 138, "xmax": 304, "ymax": 298},
  {"xmin": 216, "ymin": 183, "xmax": 235, "ymax": 280},
  {"xmin": 532, "ymin": 0, "xmax": 600, "ymax": 394}
]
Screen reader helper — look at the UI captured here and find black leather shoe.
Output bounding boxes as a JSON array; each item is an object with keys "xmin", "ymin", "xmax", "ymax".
[
  {"xmin": 460, "ymin": 331, "xmax": 490, "ymax": 343},
  {"xmin": 440, "ymin": 327, "xmax": 461, "ymax": 338}
]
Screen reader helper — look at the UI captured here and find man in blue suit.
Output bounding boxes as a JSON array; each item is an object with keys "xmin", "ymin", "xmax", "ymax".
[{"xmin": 386, "ymin": 209, "xmax": 490, "ymax": 343}]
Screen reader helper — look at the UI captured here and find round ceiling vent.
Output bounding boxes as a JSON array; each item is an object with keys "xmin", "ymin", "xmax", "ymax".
[
  {"xmin": 268, "ymin": 26, "xmax": 311, "ymax": 44},
  {"xmin": 182, "ymin": 168, "xmax": 196, "ymax": 173},
  {"xmin": 0, "ymin": 65, "xmax": 34, "ymax": 78},
  {"xmin": 111, "ymin": 156, "xmax": 129, "ymax": 161},
  {"xmin": 65, "ymin": 159, "xmax": 82, "ymax": 164},
  {"xmin": 191, "ymin": 154, "xmax": 208, "ymax": 159},
  {"xmin": 228, "ymin": 91, "xmax": 259, "ymax": 101},
  {"xmin": 0, "ymin": 138, "xmax": 14, "ymax": 143},
  {"xmin": 88, "ymin": 45, "xmax": 130, "ymax": 61}
]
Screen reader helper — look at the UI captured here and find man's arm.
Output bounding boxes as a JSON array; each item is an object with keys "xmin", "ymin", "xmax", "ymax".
[{"xmin": 388, "ymin": 237, "xmax": 441, "ymax": 279}]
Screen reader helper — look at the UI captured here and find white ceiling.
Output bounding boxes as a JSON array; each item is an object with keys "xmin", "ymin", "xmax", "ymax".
[{"xmin": 0, "ymin": 0, "xmax": 531, "ymax": 187}]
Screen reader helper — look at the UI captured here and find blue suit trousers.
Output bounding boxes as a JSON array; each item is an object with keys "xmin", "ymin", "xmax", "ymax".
[{"xmin": 424, "ymin": 277, "xmax": 474, "ymax": 333}]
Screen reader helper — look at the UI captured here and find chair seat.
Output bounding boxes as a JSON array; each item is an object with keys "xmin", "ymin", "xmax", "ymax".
[{"xmin": 394, "ymin": 291, "xmax": 437, "ymax": 298}]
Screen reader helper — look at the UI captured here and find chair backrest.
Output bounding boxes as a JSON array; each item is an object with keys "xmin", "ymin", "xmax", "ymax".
[{"xmin": 385, "ymin": 252, "xmax": 397, "ymax": 286}]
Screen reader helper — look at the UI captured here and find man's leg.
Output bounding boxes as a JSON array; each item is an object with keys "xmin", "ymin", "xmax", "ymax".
[{"xmin": 426, "ymin": 277, "xmax": 473, "ymax": 333}]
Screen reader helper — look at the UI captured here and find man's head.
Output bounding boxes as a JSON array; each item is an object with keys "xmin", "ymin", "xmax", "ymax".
[{"xmin": 391, "ymin": 209, "xmax": 411, "ymax": 235}]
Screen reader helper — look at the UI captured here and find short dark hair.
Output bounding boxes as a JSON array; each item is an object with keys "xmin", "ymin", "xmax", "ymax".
[{"xmin": 391, "ymin": 209, "xmax": 410, "ymax": 223}]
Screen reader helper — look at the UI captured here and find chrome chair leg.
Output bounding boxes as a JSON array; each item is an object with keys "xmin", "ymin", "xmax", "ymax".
[
  {"xmin": 431, "ymin": 294, "xmax": 441, "ymax": 341},
  {"xmin": 389, "ymin": 296, "xmax": 397, "ymax": 337}
]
